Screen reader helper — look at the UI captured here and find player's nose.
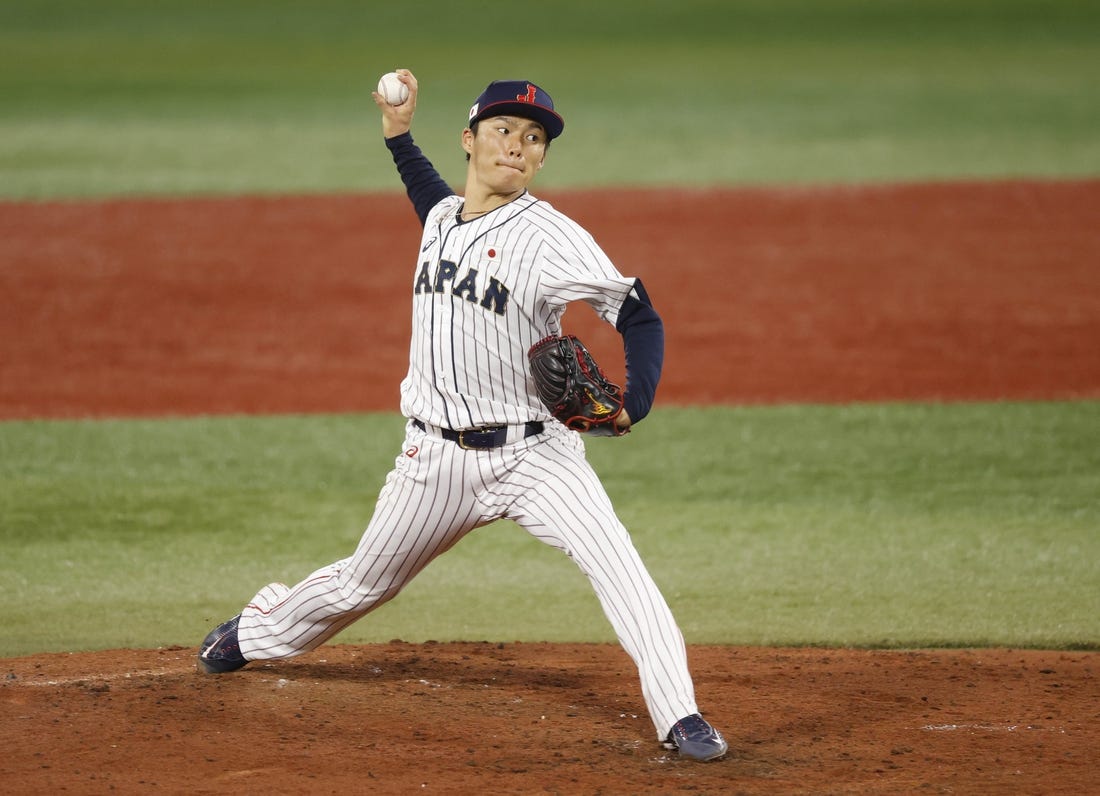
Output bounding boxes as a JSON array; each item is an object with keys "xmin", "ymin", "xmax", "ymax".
[{"xmin": 505, "ymin": 133, "xmax": 524, "ymax": 157}]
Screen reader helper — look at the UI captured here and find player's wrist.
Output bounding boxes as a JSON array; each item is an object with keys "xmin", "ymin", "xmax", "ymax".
[
  {"xmin": 383, "ymin": 121, "xmax": 412, "ymax": 139},
  {"xmin": 615, "ymin": 408, "xmax": 633, "ymax": 430}
]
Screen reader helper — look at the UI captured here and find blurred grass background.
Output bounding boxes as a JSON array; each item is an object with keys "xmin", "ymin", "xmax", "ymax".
[
  {"xmin": 3, "ymin": 405, "xmax": 1098, "ymax": 656},
  {"xmin": 2, "ymin": 1, "xmax": 1098, "ymax": 656},
  {"xmin": 1, "ymin": 0, "xmax": 1097, "ymax": 197}
]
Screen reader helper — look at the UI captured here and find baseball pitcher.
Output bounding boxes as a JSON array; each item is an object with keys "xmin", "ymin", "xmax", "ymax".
[{"xmin": 197, "ymin": 69, "xmax": 727, "ymax": 763}]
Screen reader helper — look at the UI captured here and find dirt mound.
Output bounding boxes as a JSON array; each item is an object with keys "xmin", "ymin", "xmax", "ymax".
[{"xmin": 3, "ymin": 643, "xmax": 1096, "ymax": 793}]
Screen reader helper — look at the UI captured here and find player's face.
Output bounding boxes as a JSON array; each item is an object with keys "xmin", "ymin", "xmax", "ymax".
[{"xmin": 463, "ymin": 115, "xmax": 547, "ymax": 195}]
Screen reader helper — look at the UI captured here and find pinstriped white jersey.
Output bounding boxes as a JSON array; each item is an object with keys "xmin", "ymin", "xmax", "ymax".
[{"xmin": 400, "ymin": 191, "xmax": 634, "ymax": 430}]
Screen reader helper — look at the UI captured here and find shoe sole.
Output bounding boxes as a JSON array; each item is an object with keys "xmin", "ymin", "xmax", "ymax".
[
  {"xmin": 196, "ymin": 651, "xmax": 248, "ymax": 674},
  {"xmin": 682, "ymin": 743, "xmax": 726, "ymax": 760},
  {"xmin": 664, "ymin": 738, "xmax": 729, "ymax": 762}
]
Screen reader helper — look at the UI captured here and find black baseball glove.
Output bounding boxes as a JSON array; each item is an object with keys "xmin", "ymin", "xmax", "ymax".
[{"xmin": 527, "ymin": 334, "xmax": 628, "ymax": 436}]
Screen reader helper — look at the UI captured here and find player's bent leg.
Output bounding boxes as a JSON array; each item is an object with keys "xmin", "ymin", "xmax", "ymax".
[
  {"xmin": 508, "ymin": 429, "xmax": 700, "ymax": 740},
  {"xmin": 236, "ymin": 552, "xmax": 414, "ymax": 660},
  {"xmin": 203, "ymin": 429, "xmax": 484, "ymax": 665}
]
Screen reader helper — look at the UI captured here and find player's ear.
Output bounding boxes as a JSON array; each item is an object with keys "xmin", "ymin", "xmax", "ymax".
[{"xmin": 461, "ymin": 128, "xmax": 474, "ymax": 155}]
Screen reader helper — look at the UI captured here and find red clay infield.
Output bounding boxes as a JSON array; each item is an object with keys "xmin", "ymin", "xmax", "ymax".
[{"xmin": 1, "ymin": 180, "xmax": 1098, "ymax": 793}]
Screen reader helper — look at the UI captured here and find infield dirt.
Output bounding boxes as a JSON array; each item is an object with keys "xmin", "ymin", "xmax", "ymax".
[{"xmin": 2, "ymin": 180, "xmax": 1098, "ymax": 793}]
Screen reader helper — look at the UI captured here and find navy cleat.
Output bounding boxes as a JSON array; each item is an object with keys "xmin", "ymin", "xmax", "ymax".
[
  {"xmin": 197, "ymin": 614, "xmax": 248, "ymax": 674},
  {"xmin": 664, "ymin": 713, "xmax": 729, "ymax": 761}
]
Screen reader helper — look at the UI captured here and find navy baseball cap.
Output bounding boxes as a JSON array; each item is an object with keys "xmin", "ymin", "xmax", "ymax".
[{"xmin": 468, "ymin": 80, "xmax": 565, "ymax": 140}]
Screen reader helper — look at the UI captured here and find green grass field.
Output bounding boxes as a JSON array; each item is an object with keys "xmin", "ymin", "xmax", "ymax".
[
  {"xmin": 2, "ymin": 404, "xmax": 1097, "ymax": 657},
  {"xmin": 2, "ymin": 1, "xmax": 1098, "ymax": 657},
  {"xmin": 1, "ymin": 0, "xmax": 1098, "ymax": 197}
]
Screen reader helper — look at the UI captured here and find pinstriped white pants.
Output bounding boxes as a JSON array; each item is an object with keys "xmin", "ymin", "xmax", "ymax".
[{"xmin": 237, "ymin": 420, "xmax": 698, "ymax": 738}]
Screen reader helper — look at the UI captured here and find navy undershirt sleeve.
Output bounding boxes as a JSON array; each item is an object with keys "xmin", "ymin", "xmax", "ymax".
[
  {"xmin": 615, "ymin": 279, "xmax": 664, "ymax": 424},
  {"xmin": 384, "ymin": 132, "xmax": 456, "ymax": 227}
]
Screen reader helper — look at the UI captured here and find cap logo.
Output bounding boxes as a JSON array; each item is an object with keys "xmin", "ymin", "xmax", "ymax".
[{"xmin": 467, "ymin": 81, "xmax": 562, "ymax": 139}]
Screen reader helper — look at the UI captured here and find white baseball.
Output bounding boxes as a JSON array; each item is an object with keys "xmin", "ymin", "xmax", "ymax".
[{"xmin": 377, "ymin": 72, "xmax": 409, "ymax": 106}]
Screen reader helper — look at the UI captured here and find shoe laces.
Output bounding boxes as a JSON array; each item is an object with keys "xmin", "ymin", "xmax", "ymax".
[{"xmin": 673, "ymin": 714, "xmax": 720, "ymax": 742}]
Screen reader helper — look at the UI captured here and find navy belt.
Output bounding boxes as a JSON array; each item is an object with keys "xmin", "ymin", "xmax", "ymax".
[{"xmin": 413, "ymin": 419, "xmax": 544, "ymax": 450}]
